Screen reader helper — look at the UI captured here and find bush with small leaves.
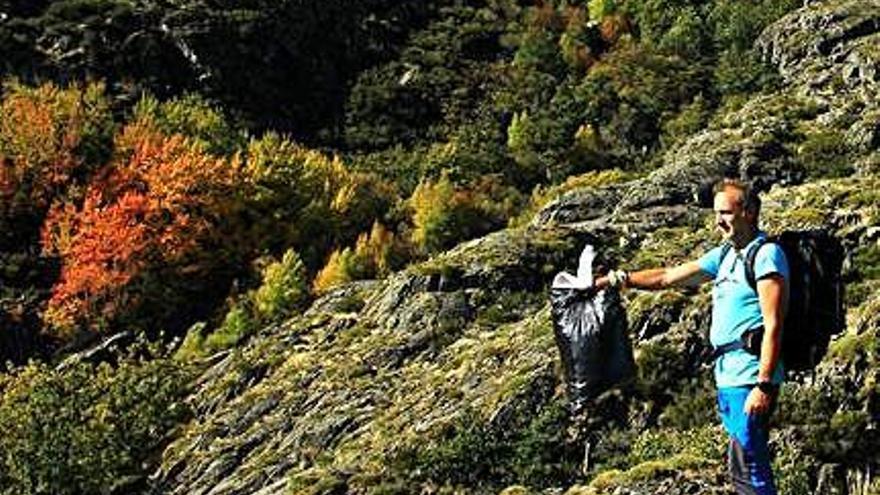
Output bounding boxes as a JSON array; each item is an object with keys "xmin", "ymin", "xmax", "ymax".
[
  {"xmin": 410, "ymin": 173, "xmax": 516, "ymax": 255},
  {"xmin": 203, "ymin": 303, "xmax": 258, "ymax": 353},
  {"xmin": 254, "ymin": 248, "xmax": 310, "ymax": 322},
  {"xmin": 133, "ymin": 93, "xmax": 245, "ymax": 156},
  {"xmin": 312, "ymin": 222, "xmax": 409, "ymax": 294},
  {"xmin": 0, "ymin": 341, "xmax": 193, "ymax": 495}
]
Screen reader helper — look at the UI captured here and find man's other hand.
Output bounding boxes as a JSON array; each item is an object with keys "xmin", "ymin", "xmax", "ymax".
[{"xmin": 744, "ymin": 387, "xmax": 773, "ymax": 415}]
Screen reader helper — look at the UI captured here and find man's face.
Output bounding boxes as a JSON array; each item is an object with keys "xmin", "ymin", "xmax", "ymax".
[{"xmin": 713, "ymin": 189, "xmax": 754, "ymax": 242}]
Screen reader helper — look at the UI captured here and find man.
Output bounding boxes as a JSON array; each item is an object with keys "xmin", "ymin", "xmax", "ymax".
[{"xmin": 595, "ymin": 178, "xmax": 788, "ymax": 495}]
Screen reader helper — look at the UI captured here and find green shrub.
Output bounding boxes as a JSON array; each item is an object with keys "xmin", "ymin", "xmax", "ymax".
[
  {"xmin": 313, "ymin": 247, "xmax": 361, "ymax": 295},
  {"xmin": 661, "ymin": 94, "xmax": 711, "ymax": 146},
  {"xmin": 348, "ymin": 145, "xmax": 431, "ymax": 197},
  {"xmin": 254, "ymin": 248, "xmax": 310, "ymax": 322},
  {"xmin": 586, "ymin": 454, "xmax": 714, "ymax": 493},
  {"xmin": 629, "ymin": 426, "xmax": 724, "ymax": 465},
  {"xmin": 657, "ymin": 7, "xmax": 708, "ymax": 61},
  {"xmin": 513, "ymin": 23, "xmax": 566, "ymax": 76},
  {"xmin": 203, "ymin": 303, "xmax": 258, "ymax": 353},
  {"xmin": 658, "ymin": 375, "xmax": 717, "ymax": 429},
  {"xmin": 851, "ymin": 243, "xmax": 880, "ymax": 281},
  {"xmin": 476, "ymin": 291, "xmax": 546, "ymax": 328},
  {"xmin": 383, "ymin": 399, "xmax": 579, "ymax": 492},
  {"xmin": 709, "ymin": 0, "xmax": 800, "ymax": 54},
  {"xmin": 576, "ymin": 43, "xmax": 707, "ymax": 160},
  {"xmin": 409, "ymin": 172, "xmax": 514, "ymax": 255},
  {"xmin": 174, "ymin": 321, "xmax": 208, "ymax": 361},
  {"xmin": 313, "ymin": 222, "xmax": 410, "ymax": 294},
  {"xmin": 509, "ymin": 398, "xmax": 580, "ymax": 487},
  {"xmin": 773, "ymin": 440, "xmax": 817, "ymax": 495},
  {"xmin": 707, "ymin": 0, "xmax": 801, "ymax": 95},
  {"xmin": 807, "ymin": 410, "xmax": 875, "ymax": 463},
  {"xmin": 388, "ymin": 409, "xmax": 506, "ymax": 490},
  {"xmin": 713, "ymin": 48, "xmax": 780, "ymax": 96},
  {"xmin": 796, "ymin": 129, "xmax": 854, "ymax": 179},
  {"xmin": 133, "ymin": 93, "xmax": 244, "ymax": 156},
  {"xmin": 0, "ymin": 343, "xmax": 193, "ymax": 495},
  {"xmin": 589, "ymin": 0, "xmax": 617, "ymax": 22}
]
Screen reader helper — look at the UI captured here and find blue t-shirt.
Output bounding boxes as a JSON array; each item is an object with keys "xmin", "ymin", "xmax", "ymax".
[{"xmin": 698, "ymin": 232, "xmax": 789, "ymax": 388}]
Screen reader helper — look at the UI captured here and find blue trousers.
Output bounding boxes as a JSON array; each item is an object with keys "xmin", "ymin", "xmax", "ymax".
[{"xmin": 717, "ymin": 386, "xmax": 777, "ymax": 495}]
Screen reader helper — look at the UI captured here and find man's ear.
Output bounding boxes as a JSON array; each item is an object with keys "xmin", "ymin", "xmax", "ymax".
[{"xmin": 744, "ymin": 208, "xmax": 758, "ymax": 225}]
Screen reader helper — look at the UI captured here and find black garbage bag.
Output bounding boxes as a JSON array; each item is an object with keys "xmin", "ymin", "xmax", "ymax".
[{"xmin": 550, "ymin": 254, "xmax": 634, "ymax": 414}]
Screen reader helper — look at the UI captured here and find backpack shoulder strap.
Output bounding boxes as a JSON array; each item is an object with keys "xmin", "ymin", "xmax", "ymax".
[{"xmin": 744, "ymin": 237, "xmax": 773, "ymax": 290}]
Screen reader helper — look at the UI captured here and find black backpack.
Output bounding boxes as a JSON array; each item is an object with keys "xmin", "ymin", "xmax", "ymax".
[{"xmin": 719, "ymin": 230, "xmax": 846, "ymax": 372}]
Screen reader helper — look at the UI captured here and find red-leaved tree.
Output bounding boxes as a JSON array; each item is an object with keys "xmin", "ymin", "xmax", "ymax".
[{"xmin": 42, "ymin": 122, "xmax": 241, "ymax": 336}]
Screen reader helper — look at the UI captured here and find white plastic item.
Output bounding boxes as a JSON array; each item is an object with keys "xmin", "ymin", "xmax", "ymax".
[{"xmin": 551, "ymin": 244, "xmax": 595, "ymax": 289}]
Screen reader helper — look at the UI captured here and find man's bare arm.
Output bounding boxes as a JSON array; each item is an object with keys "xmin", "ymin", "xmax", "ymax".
[
  {"xmin": 755, "ymin": 274, "xmax": 785, "ymax": 383},
  {"xmin": 595, "ymin": 261, "xmax": 711, "ymax": 291}
]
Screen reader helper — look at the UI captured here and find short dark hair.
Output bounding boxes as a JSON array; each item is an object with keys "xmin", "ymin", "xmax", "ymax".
[{"xmin": 713, "ymin": 178, "xmax": 761, "ymax": 218}]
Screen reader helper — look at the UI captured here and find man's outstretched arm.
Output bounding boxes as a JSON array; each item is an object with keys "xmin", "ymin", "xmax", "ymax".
[{"xmin": 595, "ymin": 261, "xmax": 711, "ymax": 291}]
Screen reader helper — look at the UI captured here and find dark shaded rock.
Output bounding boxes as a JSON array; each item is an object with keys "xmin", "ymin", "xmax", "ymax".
[
  {"xmin": 361, "ymin": 272, "xmax": 432, "ymax": 329},
  {"xmin": 846, "ymin": 109, "xmax": 880, "ymax": 152},
  {"xmin": 55, "ymin": 330, "xmax": 134, "ymax": 370},
  {"xmin": 535, "ymin": 183, "xmax": 631, "ymax": 226},
  {"xmin": 368, "ymin": 290, "xmax": 474, "ymax": 367},
  {"xmin": 610, "ymin": 205, "xmax": 706, "ymax": 235},
  {"xmin": 614, "ymin": 134, "xmax": 802, "ymax": 214},
  {"xmin": 488, "ymin": 363, "xmax": 557, "ymax": 435},
  {"xmin": 366, "ymin": 281, "xmax": 472, "ymax": 335},
  {"xmin": 306, "ymin": 280, "xmax": 380, "ymax": 316},
  {"xmin": 630, "ymin": 296, "xmax": 687, "ymax": 342}
]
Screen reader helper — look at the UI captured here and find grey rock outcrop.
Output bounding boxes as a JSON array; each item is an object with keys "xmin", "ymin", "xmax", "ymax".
[{"xmin": 757, "ymin": 0, "xmax": 880, "ymax": 93}]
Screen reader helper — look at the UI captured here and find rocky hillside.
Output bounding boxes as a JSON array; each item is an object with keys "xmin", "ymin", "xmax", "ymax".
[{"xmin": 148, "ymin": 1, "xmax": 880, "ymax": 494}]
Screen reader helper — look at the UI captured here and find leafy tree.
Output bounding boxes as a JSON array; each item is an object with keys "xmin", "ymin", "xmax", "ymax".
[
  {"xmin": 707, "ymin": 0, "xmax": 800, "ymax": 95},
  {"xmin": 0, "ymin": 80, "xmax": 114, "ymax": 362},
  {"xmin": 202, "ymin": 303, "xmax": 257, "ymax": 354},
  {"xmin": 312, "ymin": 248, "xmax": 362, "ymax": 295},
  {"xmin": 313, "ymin": 221, "xmax": 409, "ymax": 294},
  {"xmin": 240, "ymin": 132, "xmax": 393, "ymax": 268},
  {"xmin": 589, "ymin": 0, "xmax": 618, "ymax": 22},
  {"xmin": 576, "ymin": 42, "xmax": 707, "ymax": 160},
  {"xmin": 344, "ymin": 4, "xmax": 512, "ymax": 151},
  {"xmin": 132, "ymin": 93, "xmax": 245, "ymax": 156},
  {"xmin": 41, "ymin": 121, "xmax": 241, "ymax": 336},
  {"xmin": 657, "ymin": 6, "xmax": 708, "ymax": 61},
  {"xmin": 409, "ymin": 172, "xmax": 517, "ymax": 255},
  {"xmin": 559, "ymin": 7, "xmax": 604, "ymax": 73},
  {"xmin": 254, "ymin": 248, "xmax": 310, "ymax": 322},
  {"xmin": 0, "ymin": 81, "xmax": 114, "ymax": 237}
]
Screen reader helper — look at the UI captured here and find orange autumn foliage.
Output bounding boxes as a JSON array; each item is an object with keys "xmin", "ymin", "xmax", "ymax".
[
  {"xmin": 0, "ymin": 81, "xmax": 112, "ymax": 213},
  {"xmin": 42, "ymin": 122, "xmax": 240, "ymax": 334}
]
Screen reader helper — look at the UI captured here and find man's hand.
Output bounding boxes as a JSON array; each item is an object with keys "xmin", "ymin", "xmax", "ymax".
[{"xmin": 743, "ymin": 386, "xmax": 773, "ymax": 415}]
